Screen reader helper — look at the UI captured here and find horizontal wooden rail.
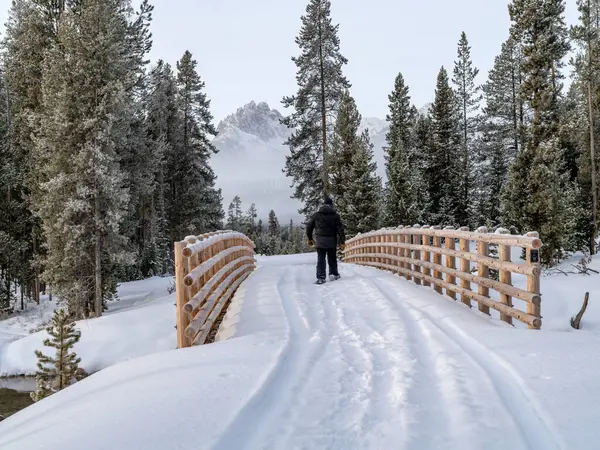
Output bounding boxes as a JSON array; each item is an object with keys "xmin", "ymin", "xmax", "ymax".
[
  {"xmin": 175, "ymin": 231, "xmax": 256, "ymax": 348},
  {"xmin": 343, "ymin": 226, "xmax": 543, "ymax": 329}
]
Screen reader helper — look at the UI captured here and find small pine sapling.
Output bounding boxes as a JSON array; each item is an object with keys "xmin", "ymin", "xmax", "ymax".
[{"xmin": 31, "ymin": 308, "xmax": 87, "ymax": 402}]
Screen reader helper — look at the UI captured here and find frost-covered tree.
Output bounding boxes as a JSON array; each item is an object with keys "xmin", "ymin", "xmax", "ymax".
[
  {"xmin": 33, "ymin": 0, "xmax": 135, "ymax": 318},
  {"xmin": 144, "ymin": 60, "xmax": 179, "ymax": 276},
  {"xmin": 452, "ymin": 32, "xmax": 482, "ymax": 225},
  {"xmin": 226, "ymin": 196, "xmax": 244, "ymax": 231},
  {"xmin": 31, "ymin": 308, "xmax": 87, "ymax": 402},
  {"xmin": 170, "ymin": 51, "xmax": 223, "ymax": 238},
  {"xmin": 503, "ymin": 0, "xmax": 574, "ymax": 264},
  {"xmin": 282, "ymin": 0, "xmax": 351, "ymax": 217},
  {"xmin": 268, "ymin": 210, "xmax": 280, "ymax": 236},
  {"xmin": 571, "ymin": 0, "xmax": 600, "ymax": 253},
  {"xmin": 343, "ymin": 131, "xmax": 382, "ymax": 236},
  {"xmin": 329, "ymin": 90, "xmax": 362, "ymax": 217},
  {"xmin": 384, "ymin": 72, "xmax": 421, "ymax": 226},
  {"xmin": 422, "ymin": 67, "xmax": 461, "ymax": 225}
]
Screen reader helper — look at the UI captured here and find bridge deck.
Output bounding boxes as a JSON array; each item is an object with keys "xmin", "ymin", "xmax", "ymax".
[{"xmin": 213, "ymin": 254, "xmax": 559, "ymax": 450}]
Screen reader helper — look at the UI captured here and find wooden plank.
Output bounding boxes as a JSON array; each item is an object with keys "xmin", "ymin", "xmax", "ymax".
[
  {"xmin": 421, "ymin": 225, "xmax": 431, "ymax": 287},
  {"xmin": 174, "ymin": 241, "xmax": 189, "ymax": 348},
  {"xmin": 477, "ymin": 226, "xmax": 491, "ymax": 315},
  {"xmin": 459, "ymin": 226, "xmax": 471, "ymax": 308},
  {"xmin": 345, "ymin": 228, "xmax": 542, "ymax": 249},
  {"xmin": 444, "ymin": 226, "xmax": 456, "ymax": 300},
  {"xmin": 431, "ymin": 226, "xmax": 443, "ymax": 294},
  {"xmin": 497, "ymin": 228, "xmax": 513, "ymax": 325},
  {"xmin": 526, "ymin": 231, "xmax": 542, "ymax": 329},
  {"xmin": 413, "ymin": 226, "xmax": 421, "ymax": 285}
]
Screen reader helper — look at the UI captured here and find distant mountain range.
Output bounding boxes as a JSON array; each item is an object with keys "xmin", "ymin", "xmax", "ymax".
[{"xmin": 210, "ymin": 101, "xmax": 431, "ymax": 223}]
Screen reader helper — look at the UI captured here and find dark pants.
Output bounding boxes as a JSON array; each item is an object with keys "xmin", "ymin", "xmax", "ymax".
[{"xmin": 317, "ymin": 248, "xmax": 339, "ymax": 280}]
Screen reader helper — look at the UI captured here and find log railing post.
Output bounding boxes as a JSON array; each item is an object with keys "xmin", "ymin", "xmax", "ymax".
[
  {"xmin": 476, "ymin": 226, "xmax": 491, "ymax": 315},
  {"xmin": 459, "ymin": 226, "xmax": 471, "ymax": 308},
  {"xmin": 431, "ymin": 226, "xmax": 443, "ymax": 294},
  {"xmin": 497, "ymin": 228, "xmax": 513, "ymax": 325},
  {"xmin": 175, "ymin": 241, "xmax": 189, "ymax": 348},
  {"xmin": 413, "ymin": 225, "xmax": 421, "ymax": 285},
  {"xmin": 526, "ymin": 231, "xmax": 542, "ymax": 329},
  {"xmin": 402, "ymin": 230, "xmax": 411, "ymax": 281},
  {"xmin": 421, "ymin": 225, "xmax": 431, "ymax": 287},
  {"xmin": 444, "ymin": 226, "xmax": 456, "ymax": 300}
]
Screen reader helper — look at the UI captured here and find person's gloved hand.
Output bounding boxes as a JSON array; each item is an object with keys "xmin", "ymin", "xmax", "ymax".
[
  {"xmin": 339, "ymin": 243, "xmax": 346, "ymax": 251},
  {"xmin": 308, "ymin": 239, "xmax": 314, "ymax": 247}
]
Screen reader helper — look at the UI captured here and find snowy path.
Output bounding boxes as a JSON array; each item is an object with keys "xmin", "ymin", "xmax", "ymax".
[{"xmin": 215, "ymin": 260, "xmax": 561, "ymax": 450}]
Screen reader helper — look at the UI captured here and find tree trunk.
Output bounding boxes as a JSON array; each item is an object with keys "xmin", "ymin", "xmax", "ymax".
[
  {"xmin": 587, "ymin": 22, "xmax": 598, "ymax": 254},
  {"xmin": 32, "ymin": 230, "xmax": 40, "ymax": 305},
  {"xmin": 317, "ymin": 2, "xmax": 328, "ymax": 197},
  {"xmin": 94, "ymin": 193, "xmax": 103, "ymax": 318}
]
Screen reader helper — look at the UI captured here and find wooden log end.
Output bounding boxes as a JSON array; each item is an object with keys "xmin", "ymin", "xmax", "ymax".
[
  {"xmin": 531, "ymin": 295, "xmax": 541, "ymax": 307},
  {"xmin": 182, "ymin": 248, "xmax": 193, "ymax": 258},
  {"xmin": 532, "ymin": 318, "xmax": 542, "ymax": 330},
  {"xmin": 476, "ymin": 226, "xmax": 489, "ymax": 233},
  {"xmin": 532, "ymin": 267, "xmax": 541, "ymax": 277},
  {"xmin": 183, "ymin": 276, "xmax": 194, "ymax": 287},
  {"xmin": 184, "ymin": 303, "xmax": 194, "ymax": 314},
  {"xmin": 531, "ymin": 238, "xmax": 542, "ymax": 249},
  {"xmin": 184, "ymin": 326, "xmax": 199, "ymax": 339}
]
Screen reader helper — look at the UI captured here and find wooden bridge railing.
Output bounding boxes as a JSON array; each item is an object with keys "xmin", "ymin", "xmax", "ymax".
[
  {"xmin": 174, "ymin": 230, "xmax": 256, "ymax": 348},
  {"xmin": 343, "ymin": 225, "xmax": 543, "ymax": 329}
]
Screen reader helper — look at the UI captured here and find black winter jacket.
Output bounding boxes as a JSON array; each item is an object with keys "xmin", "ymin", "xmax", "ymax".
[{"xmin": 306, "ymin": 204, "xmax": 346, "ymax": 249}]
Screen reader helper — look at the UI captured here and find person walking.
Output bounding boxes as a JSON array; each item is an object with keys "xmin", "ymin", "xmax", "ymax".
[{"xmin": 306, "ymin": 197, "xmax": 346, "ymax": 284}]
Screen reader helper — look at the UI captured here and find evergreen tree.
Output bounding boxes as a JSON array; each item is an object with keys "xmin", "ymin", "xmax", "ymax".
[
  {"xmin": 329, "ymin": 90, "xmax": 362, "ymax": 218},
  {"xmin": 422, "ymin": 67, "xmax": 461, "ymax": 225},
  {"xmin": 282, "ymin": 0, "xmax": 351, "ymax": 217},
  {"xmin": 2, "ymin": 0, "xmax": 61, "ymax": 305},
  {"xmin": 452, "ymin": 32, "xmax": 482, "ymax": 225},
  {"xmin": 226, "ymin": 196, "xmax": 243, "ymax": 231},
  {"xmin": 572, "ymin": 0, "xmax": 600, "ymax": 253},
  {"xmin": 31, "ymin": 308, "xmax": 87, "ymax": 402},
  {"xmin": 384, "ymin": 72, "xmax": 421, "ymax": 226},
  {"xmin": 268, "ymin": 210, "xmax": 280, "ymax": 236},
  {"xmin": 33, "ymin": 0, "xmax": 135, "ymax": 318},
  {"xmin": 145, "ymin": 60, "xmax": 179, "ymax": 276},
  {"xmin": 343, "ymin": 131, "xmax": 382, "ymax": 236},
  {"xmin": 170, "ymin": 50, "xmax": 223, "ymax": 238},
  {"xmin": 503, "ymin": 0, "xmax": 573, "ymax": 264},
  {"xmin": 475, "ymin": 37, "xmax": 527, "ymax": 226},
  {"xmin": 244, "ymin": 203, "xmax": 258, "ymax": 236}
]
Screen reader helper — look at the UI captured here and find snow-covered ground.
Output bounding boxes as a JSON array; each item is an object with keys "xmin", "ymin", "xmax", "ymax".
[
  {"xmin": 0, "ymin": 276, "xmax": 175, "ymax": 377},
  {"xmin": 1, "ymin": 253, "xmax": 599, "ymax": 449}
]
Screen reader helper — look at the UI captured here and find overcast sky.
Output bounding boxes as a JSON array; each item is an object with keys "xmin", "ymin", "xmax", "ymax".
[{"xmin": 1, "ymin": 0, "xmax": 580, "ymax": 123}]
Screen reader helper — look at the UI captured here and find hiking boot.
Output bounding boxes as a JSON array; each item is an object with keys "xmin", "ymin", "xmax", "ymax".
[
  {"xmin": 316, "ymin": 278, "xmax": 326, "ymax": 285},
  {"xmin": 329, "ymin": 274, "xmax": 341, "ymax": 281}
]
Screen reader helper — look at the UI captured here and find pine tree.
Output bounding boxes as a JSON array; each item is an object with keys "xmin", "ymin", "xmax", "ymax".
[
  {"xmin": 384, "ymin": 72, "xmax": 421, "ymax": 226},
  {"xmin": 452, "ymin": 32, "xmax": 482, "ymax": 225},
  {"xmin": 282, "ymin": 0, "xmax": 351, "ymax": 217},
  {"xmin": 145, "ymin": 60, "xmax": 179, "ymax": 276},
  {"xmin": 329, "ymin": 90, "xmax": 362, "ymax": 218},
  {"xmin": 32, "ymin": 1, "xmax": 136, "ymax": 318},
  {"xmin": 268, "ymin": 210, "xmax": 280, "ymax": 236},
  {"xmin": 422, "ymin": 67, "xmax": 461, "ymax": 225},
  {"xmin": 226, "ymin": 196, "xmax": 243, "ymax": 231},
  {"xmin": 572, "ymin": 0, "xmax": 600, "ymax": 253},
  {"xmin": 343, "ymin": 131, "xmax": 382, "ymax": 236},
  {"xmin": 2, "ymin": 0, "xmax": 61, "ymax": 306},
  {"xmin": 31, "ymin": 308, "xmax": 86, "ymax": 402},
  {"xmin": 170, "ymin": 50, "xmax": 223, "ymax": 238},
  {"xmin": 503, "ymin": 0, "xmax": 573, "ymax": 264}
]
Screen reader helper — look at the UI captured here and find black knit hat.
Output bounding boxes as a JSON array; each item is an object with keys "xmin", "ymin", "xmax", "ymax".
[{"xmin": 324, "ymin": 196, "xmax": 333, "ymax": 206}]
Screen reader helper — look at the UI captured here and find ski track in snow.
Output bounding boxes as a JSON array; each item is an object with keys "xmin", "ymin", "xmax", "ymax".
[{"xmin": 215, "ymin": 261, "xmax": 562, "ymax": 450}]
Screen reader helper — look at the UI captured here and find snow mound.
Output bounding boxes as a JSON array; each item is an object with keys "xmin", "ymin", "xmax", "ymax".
[{"xmin": 0, "ymin": 276, "xmax": 175, "ymax": 377}]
